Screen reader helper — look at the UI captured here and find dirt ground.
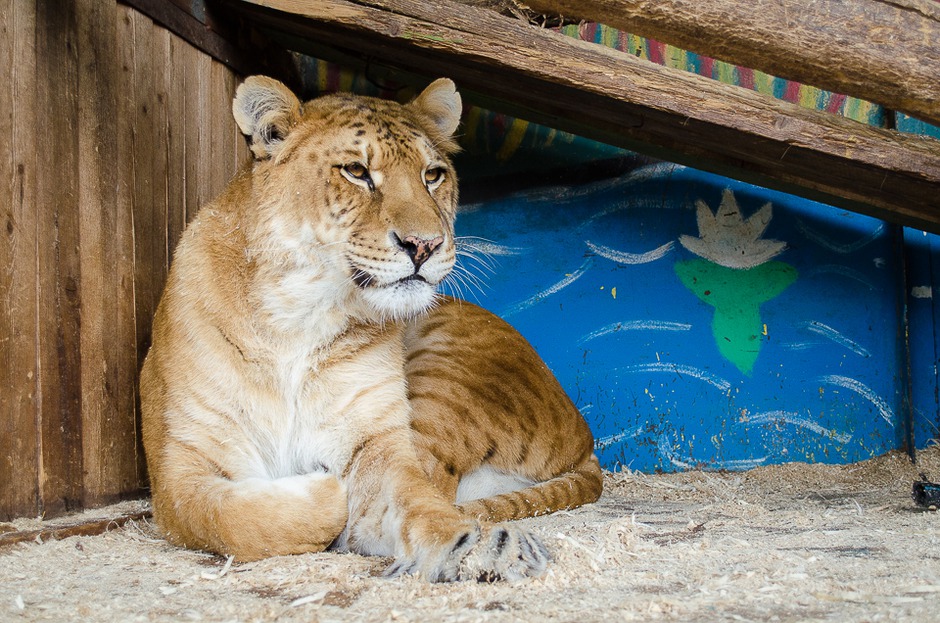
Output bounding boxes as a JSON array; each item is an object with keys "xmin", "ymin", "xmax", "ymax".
[{"xmin": 3, "ymin": 448, "xmax": 940, "ymax": 623}]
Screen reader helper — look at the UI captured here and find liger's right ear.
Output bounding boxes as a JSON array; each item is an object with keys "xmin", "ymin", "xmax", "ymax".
[{"xmin": 232, "ymin": 76, "xmax": 303, "ymax": 160}]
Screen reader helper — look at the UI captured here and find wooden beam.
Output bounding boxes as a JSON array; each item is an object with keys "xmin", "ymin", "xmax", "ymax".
[
  {"xmin": 0, "ymin": 511, "xmax": 151, "ymax": 548},
  {"xmin": 523, "ymin": 0, "xmax": 940, "ymax": 127},
  {"xmin": 226, "ymin": 0, "xmax": 940, "ymax": 232}
]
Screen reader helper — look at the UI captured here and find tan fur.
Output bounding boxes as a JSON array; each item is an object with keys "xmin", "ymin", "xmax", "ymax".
[{"xmin": 140, "ymin": 76, "xmax": 601, "ymax": 581}]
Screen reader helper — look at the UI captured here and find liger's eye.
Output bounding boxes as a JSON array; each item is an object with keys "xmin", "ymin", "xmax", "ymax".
[
  {"xmin": 424, "ymin": 167, "xmax": 446, "ymax": 186},
  {"xmin": 340, "ymin": 162, "xmax": 375, "ymax": 190},
  {"xmin": 343, "ymin": 162, "xmax": 370, "ymax": 180}
]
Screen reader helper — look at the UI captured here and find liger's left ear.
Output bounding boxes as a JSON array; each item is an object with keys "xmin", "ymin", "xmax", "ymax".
[
  {"xmin": 232, "ymin": 75, "xmax": 303, "ymax": 160},
  {"xmin": 409, "ymin": 78, "xmax": 462, "ymax": 141}
]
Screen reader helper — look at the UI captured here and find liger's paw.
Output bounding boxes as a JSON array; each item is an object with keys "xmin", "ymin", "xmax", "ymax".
[
  {"xmin": 458, "ymin": 524, "xmax": 550, "ymax": 582},
  {"xmin": 385, "ymin": 522, "xmax": 549, "ymax": 583},
  {"xmin": 384, "ymin": 521, "xmax": 481, "ymax": 582}
]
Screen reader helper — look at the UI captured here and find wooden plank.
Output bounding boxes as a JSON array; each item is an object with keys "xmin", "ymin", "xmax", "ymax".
[
  {"xmin": 216, "ymin": 62, "xmax": 245, "ymax": 190},
  {"xmin": 153, "ymin": 25, "xmax": 171, "ymax": 277},
  {"xmin": 0, "ymin": 0, "xmax": 41, "ymax": 521},
  {"xmin": 225, "ymin": 0, "xmax": 940, "ymax": 232},
  {"xmin": 34, "ymin": 0, "xmax": 84, "ymax": 516},
  {"xmin": 165, "ymin": 35, "xmax": 187, "ymax": 262},
  {"xmin": 75, "ymin": 0, "xmax": 112, "ymax": 507},
  {"xmin": 195, "ymin": 51, "xmax": 215, "ymax": 215},
  {"xmin": 114, "ymin": 4, "xmax": 139, "ymax": 500},
  {"xmin": 76, "ymin": 0, "xmax": 140, "ymax": 508},
  {"xmin": 0, "ymin": 510, "xmax": 151, "ymax": 548},
  {"xmin": 182, "ymin": 41, "xmax": 209, "ymax": 223},
  {"xmin": 129, "ymin": 8, "xmax": 158, "ymax": 375},
  {"xmin": 114, "ymin": 6, "xmax": 143, "ymax": 497},
  {"xmin": 209, "ymin": 61, "xmax": 230, "ymax": 198},
  {"xmin": 522, "ymin": 0, "xmax": 940, "ymax": 127}
]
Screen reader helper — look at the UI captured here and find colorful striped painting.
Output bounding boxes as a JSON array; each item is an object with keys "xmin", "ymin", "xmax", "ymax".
[{"xmin": 558, "ymin": 23, "xmax": 886, "ymax": 127}]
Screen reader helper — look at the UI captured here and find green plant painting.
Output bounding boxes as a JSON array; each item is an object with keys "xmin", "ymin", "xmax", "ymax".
[{"xmin": 675, "ymin": 190, "xmax": 797, "ymax": 375}]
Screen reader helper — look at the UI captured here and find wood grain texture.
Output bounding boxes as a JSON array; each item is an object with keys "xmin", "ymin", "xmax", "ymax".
[
  {"xmin": 227, "ymin": 0, "xmax": 940, "ymax": 232},
  {"xmin": 183, "ymin": 44, "xmax": 211, "ymax": 224},
  {"xmin": 0, "ymin": 0, "xmax": 41, "ymax": 522},
  {"xmin": 194, "ymin": 53, "xmax": 215, "ymax": 211},
  {"xmin": 114, "ymin": 7, "xmax": 145, "ymax": 496},
  {"xmin": 129, "ymin": 8, "xmax": 158, "ymax": 374},
  {"xmin": 522, "ymin": 0, "xmax": 940, "ymax": 127},
  {"xmin": 35, "ymin": 0, "xmax": 84, "ymax": 517},
  {"xmin": 1, "ymin": 2, "xmax": 249, "ymax": 520},
  {"xmin": 115, "ymin": 7, "xmax": 142, "ymax": 502},
  {"xmin": 164, "ymin": 34, "xmax": 188, "ymax": 262},
  {"xmin": 77, "ymin": 0, "xmax": 131, "ymax": 507},
  {"xmin": 210, "ymin": 61, "xmax": 230, "ymax": 197}
]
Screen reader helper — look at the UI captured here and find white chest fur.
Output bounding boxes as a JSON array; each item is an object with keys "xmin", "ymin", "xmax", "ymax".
[{"xmin": 222, "ymin": 321, "xmax": 407, "ymax": 484}]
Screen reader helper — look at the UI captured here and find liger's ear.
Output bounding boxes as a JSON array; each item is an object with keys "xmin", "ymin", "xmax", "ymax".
[
  {"xmin": 409, "ymin": 78, "xmax": 462, "ymax": 142},
  {"xmin": 232, "ymin": 76, "xmax": 303, "ymax": 160}
]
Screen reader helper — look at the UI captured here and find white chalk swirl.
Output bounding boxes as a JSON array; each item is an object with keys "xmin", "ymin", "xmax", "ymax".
[{"xmin": 586, "ymin": 240, "xmax": 675, "ymax": 265}]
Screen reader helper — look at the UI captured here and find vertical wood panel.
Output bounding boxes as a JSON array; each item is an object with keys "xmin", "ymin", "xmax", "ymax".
[
  {"xmin": 195, "ymin": 52, "xmax": 215, "ymax": 215},
  {"xmin": 35, "ymin": 0, "xmax": 84, "ymax": 517},
  {"xmin": 182, "ymin": 41, "xmax": 204, "ymax": 224},
  {"xmin": 113, "ymin": 4, "xmax": 139, "ymax": 504},
  {"xmin": 131, "ymin": 8, "xmax": 158, "ymax": 374},
  {"xmin": 113, "ymin": 6, "xmax": 142, "ymax": 500},
  {"xmin": 165, "ymin": 35, "xmax": 187, "ymax": 263},
  {"xmin": 152, "ymin": 27, "xmax": 171, "ymax": 283},
  {"xmin": 76, "ymin": 0, "xmax": 111, "ymax": 506},
  {"xmin": 76, "ymin": 0, "xmax": 138, "ymax": 507},
  {"xmin": 210, "ymin": 61, "xmax": 231, "ymax": 197},
  {"xmin": 0, "ymin": 0, "xmax": 40, "ymax": 521}
]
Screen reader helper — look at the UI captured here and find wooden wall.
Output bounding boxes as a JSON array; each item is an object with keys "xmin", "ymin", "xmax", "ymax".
[{"xmin": 0, "ymin": 0, "xmax": 250, "ymax": 520}]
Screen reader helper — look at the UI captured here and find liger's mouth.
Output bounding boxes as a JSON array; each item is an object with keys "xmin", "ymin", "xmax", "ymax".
[
  {"xmin": 351, "ymin": 269, "xmax": 428, "ymax": 289},
  {"xmin": 398, "ymin": 274, "xmax": 428, "ymax": 284}
]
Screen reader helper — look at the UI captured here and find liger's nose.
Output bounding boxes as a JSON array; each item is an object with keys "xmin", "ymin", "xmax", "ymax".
[{"xmin": 395, "ymin": 234, "xmax": 444, "ymax": 270}]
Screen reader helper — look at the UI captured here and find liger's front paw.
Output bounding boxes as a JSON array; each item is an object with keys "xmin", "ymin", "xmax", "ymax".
[
  {"xmin": 386, "ymin": 522, "xmax": 549, "ymax": 583},
  {"xmin": 384, "ymin": 520, "xmax": 481, "ymax": 582},
  {"xmin": 458, "ymin": 524, "xmax": 550, "ymax": 582}
]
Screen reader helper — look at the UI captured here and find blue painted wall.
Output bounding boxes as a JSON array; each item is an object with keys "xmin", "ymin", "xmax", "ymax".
[{"xmin": 451, "ymin": 164, "xmax": 936, "ymax": 472}]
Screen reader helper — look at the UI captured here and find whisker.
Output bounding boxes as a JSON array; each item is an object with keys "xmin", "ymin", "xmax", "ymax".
[
  {"xmin": 455, "ymin": 236, "xmax": 524, "ymax": 259},
  {"xmin": 456, "ymin": 250, "xmax": 497, "ymax": 275},
  {"xmin": 455, "ymin": 241, "xmax": 500, "ymax": 273},
  {"xmin": 454, "ymin": 265, "xmax": 488, "ymax": 293},
  {"xmin": 441, "ymin": 258, "xmax": 489, "ymax": 304},
  {"xmin": 456, "ymin": 254, "xmax": 491, "ymax": 285}
]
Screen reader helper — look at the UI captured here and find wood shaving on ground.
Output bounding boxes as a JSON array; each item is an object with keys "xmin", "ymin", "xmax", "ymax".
[{"xmin": 2, "ymin": 448, "xmax": 940, "ymax": 622}]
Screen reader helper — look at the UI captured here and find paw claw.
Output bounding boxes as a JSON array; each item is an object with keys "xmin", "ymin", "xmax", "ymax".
[
  {"xmin": 456, "ymin": 524, "xmax": 548, "ymax": 582},
  {"xmin": 383, "ymin": 559, "xmax": 417, "ymax": 578},
  {"xmin": 401, "ymin": 522, "xmax": 548, "ymax": 583}
]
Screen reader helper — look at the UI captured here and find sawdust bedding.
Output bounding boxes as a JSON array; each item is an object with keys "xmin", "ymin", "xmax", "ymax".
[{"xmin": 3, "ymin": 448, "xmax": 940, "ymax": 623}]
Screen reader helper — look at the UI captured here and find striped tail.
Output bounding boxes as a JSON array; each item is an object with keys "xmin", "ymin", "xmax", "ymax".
[{"xmin": 456, "ymin": 455, "xmax": 603, "ymax": 523}]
